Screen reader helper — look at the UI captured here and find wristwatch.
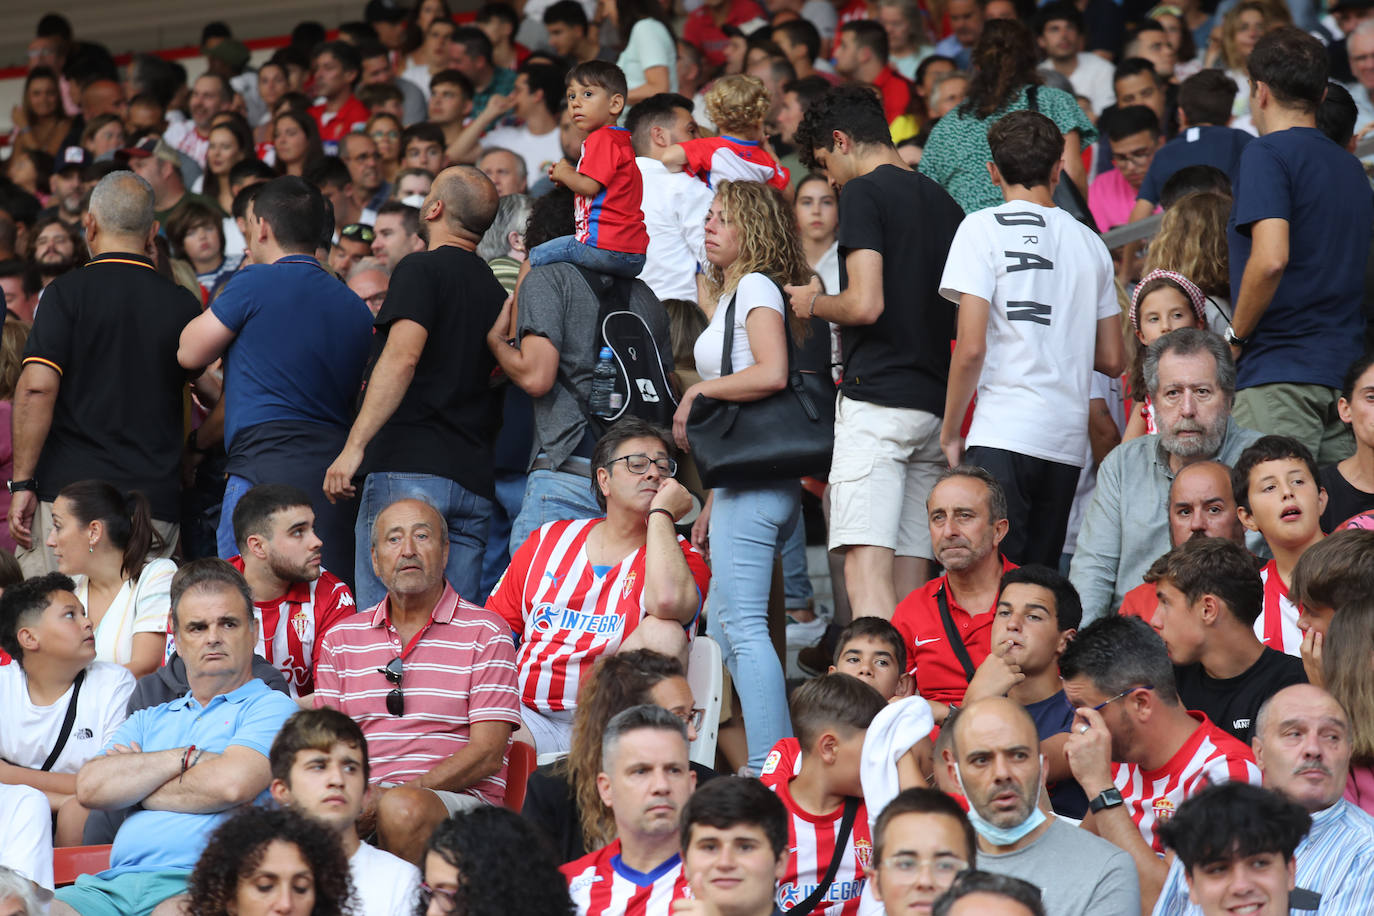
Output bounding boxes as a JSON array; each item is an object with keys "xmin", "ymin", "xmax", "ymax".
[
  {"xmin": 1089, "ymin": 787, "xmax": 1125, "ymax": 814},
  {"xmin": 6, "ymin": 479, "xmax": 37, "ymax": 494},
  {"xmin": 1223, "ymin": 326, "xmax": 1249, "ymax": 348}
]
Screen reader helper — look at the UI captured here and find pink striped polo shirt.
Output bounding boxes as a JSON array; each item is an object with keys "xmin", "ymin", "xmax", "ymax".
[{"xmin": 314, "ymin": 583, "xmax": 522, "ymax": 806}]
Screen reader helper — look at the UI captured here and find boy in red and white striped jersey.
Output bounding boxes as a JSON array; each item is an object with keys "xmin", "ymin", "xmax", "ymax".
[
  {"xmin": 1062, "ymin": 615, "xmax": 1261, "ymax": 911},
  {"xmin": 759, "ymin": 673, "xmax": 889, "ymax": 916},
  {"xmin": 561, "ymin": 705, "xmax": 695, "ymax": 916}
]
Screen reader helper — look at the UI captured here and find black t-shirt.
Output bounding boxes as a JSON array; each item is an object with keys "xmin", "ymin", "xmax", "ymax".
[
  {"xmin": 22, "ymin": 252, "xmax": 200, "ymax": 520},
  {"xmin": 1175, "ymin": 647, "xmax": 1307, "ymax": 743},
  {"xmin": 1025, "ymin": 690, "xmax": 1089, "ymax": 819},
  {"xmin": 359, "ymin": 245, "xmax": 506, "ymax": 497},
  {"xmin": 1319, "ymin": 463, "xmax": 1374, "ymax": 532},
  {"xmin": 836, "ymin": 164, "xmax": 963, "ymax": 413}
]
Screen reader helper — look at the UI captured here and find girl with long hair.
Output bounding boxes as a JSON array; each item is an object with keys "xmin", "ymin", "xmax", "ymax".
[
  {"xmin": 45, "ymin": 480, "xmax": 173, "ymax": 676},
  {"xmin": 271, "ymin": 110, "xmax": 325, "ymax": 177},
  {"xmin": 672, "ymin": 180, "xmax": 814, "ymax": 773},
  {"xmin": 198, "ymin": 116, "xmax": 256, "ymax": 215},
  {"xmin": 10, "ymin": 67, "xmax": 70, "ymax": 158},
  {"xmin": 368, "ymin": 112, "xmax": 405, "ymax": 184},
  {"xmin": 1143, "ymin": 189, "xmax": 1232, "ymax": 332},
  {"xmin": 918, "ymin": 19, "xmax": 1096, "ymax": 213}
]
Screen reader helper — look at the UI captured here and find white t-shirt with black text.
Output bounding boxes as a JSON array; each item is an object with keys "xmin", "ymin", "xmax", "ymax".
[
  {"xmin": 351, "ymin": 839, "xmax": 423, "ymax": 916},
  {"xmin": 939, "ymin": 200, "xmax": 1117, "ymax": 466},
  {"xmin": 0, "ymin": 660, "xmax": 134, "ymax": 773}
]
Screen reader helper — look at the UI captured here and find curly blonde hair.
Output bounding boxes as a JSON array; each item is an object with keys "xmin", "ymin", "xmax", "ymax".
[
  {"xmin": 1145, "ymin": 191, "xmax": 1231, "ymax": 299},
  {"xmin": 703, "ymin": 180, "xmax": 815, "ymax": 341},
  {"xmin": 705, "ymin": 75, "xmax": 772, "ymax": 137},
  {"xmin": 1220, "ymin": 0, "xmax": 1277, "ymax": 70}
]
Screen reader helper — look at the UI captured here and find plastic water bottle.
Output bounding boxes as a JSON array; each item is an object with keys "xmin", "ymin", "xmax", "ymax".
[{"xmin": 590, "ymin": 346, "xmax": 618, "ymax": 417}]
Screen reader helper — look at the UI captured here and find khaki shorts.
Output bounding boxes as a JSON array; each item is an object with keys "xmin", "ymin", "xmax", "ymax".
[
  {"xmin": 827, "ymin": 394, "xmax": 943, "ymax": 559},
  {"xmin": 16, "ymin": 500, "xmax": 178, "ymax": 578}
]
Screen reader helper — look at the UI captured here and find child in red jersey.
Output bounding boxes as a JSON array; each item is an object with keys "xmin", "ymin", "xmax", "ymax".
[
  {"xmin": 663, "ymin": 75, "xmax": 790, "ymax": 192},
  {"xmin": 529, "ymin": 60, "xmax": 648, "ymax": 278},
  {"xmin": 759, "ymin": 673, "xmax": 888, "ymax": 916}
]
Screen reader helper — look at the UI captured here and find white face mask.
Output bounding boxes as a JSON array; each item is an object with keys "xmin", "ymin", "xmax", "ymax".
[
  {"xmin": 954, "ymin": 755, "xmax": 1048, "ymax": 846},
  {"xmin": 401, "ymin": 193, "xmax": 426, "ymax": 208}
]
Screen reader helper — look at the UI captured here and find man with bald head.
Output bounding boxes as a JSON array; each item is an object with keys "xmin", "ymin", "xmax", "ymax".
[
  {"xmin": 942, "ymin": 697, "xmax": 1140, "ymax": 915},
  {"xmin": 324, "ymin": 166, "xmax": 507, "ymax": 610},
  {"xmin": 1152, "ymin": 684, "xmax": 1374, "ymax": 914},
  {"xmin": 314, "ymin": 496, "xmax": 521, "ymax": 866},
  {"xmin": 10, "ymin": 171, "xmax": 199, "ymax": 574}
]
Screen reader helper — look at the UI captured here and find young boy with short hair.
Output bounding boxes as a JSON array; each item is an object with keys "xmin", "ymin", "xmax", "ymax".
[
  {"xmin": 828, "ymin": 616, "xmax": 912, "ymax": 700},
  {"xmin": 1231, "ymin": 435, "xmax": 1328, "ymax": 657},
  {"xmin": 269, "ymin": 708, "xmax": 421, "ymax": 916},
  {"xmin": 532, "ymin": 60, "xmax": 648, "ymax": 278},
  {"xmin": 679, "ymin": 777, "xmax": 791, "ymax": 916},
  {"xmin": 938, "ymin": 109, "xmax": 1125, "ymax": 568},
  {"xmin": 663, "ymin": 75, "xmax": 790, "ymax": 191},
  {"xmin": 759, "ymin": 673, "xmax": 889, "ymax": 915}
]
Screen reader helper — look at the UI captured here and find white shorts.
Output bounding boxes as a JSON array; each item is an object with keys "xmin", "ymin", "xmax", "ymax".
[
  {"xmin": 432, "ymin": 790, "xmax": 486, "ymax": 816},
  {"xmin": 827, "ymin": 394, "xmax": 943, "ymax": 559},
  {"xmin": 522, "ymin": 706, "xmax": 575, "ymax": 756}
]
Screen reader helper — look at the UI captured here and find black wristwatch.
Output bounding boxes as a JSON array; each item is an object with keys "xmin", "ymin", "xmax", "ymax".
[
  {"xmin": 6, "ymin": 479, "xmax": 37, "ymax": 494},
  {"xmin": 1224, "ymin": 326, "xmax": 1249, "ymax": 348},
  {"xmin": 1089, "ymin": 787, "xmax": 1124, "ymax": 814}
]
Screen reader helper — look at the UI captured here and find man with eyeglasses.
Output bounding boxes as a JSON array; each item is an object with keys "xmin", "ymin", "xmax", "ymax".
[
  {"xmin": 1089, "ymin": 105, "xmax": 1163, "ymax": 231},
  {"xmin": 486, "ymin": 419, "xmax": 710, "ymax": 755},
  {"xmin": 313, "ymin": 496, "xmax": 522, "ymax": 867},
  {"xmin": 1060, "ymin": 614, "xmax": 1260, "ymax": 911},
  {"xmin": 869, "ymin": 787, "xmax": 978, "ymax": 916},
  {"xmin": 562, "ymin": 705, "xmax": 698, "ymax": 914},
  {"xmin": 941, "ymin": 697, "xmax": 1139, "ymax": 915}
]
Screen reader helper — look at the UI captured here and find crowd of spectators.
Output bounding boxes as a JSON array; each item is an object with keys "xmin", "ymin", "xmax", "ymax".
[{"xmin": 3, "ymin": 0, "xmax": 1374, "ymax": 915}]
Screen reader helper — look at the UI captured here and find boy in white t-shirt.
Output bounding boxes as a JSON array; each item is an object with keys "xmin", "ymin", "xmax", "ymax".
[
  {"xmin": 938, "ymin": 110, "xmax": 1125, "ymax": 566},
  {"xmin": 269, "ymin": 708, "xmax": 421, "ymax": 915},
  {"xmin": 0, "ymin": 571, "xmax": 134, "ymax": 843}
]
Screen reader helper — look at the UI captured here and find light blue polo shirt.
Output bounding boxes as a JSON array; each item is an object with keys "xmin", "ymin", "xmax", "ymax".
[{"xmin": 102, "ymin": 678, "xmax": 298, "ymax": 873}]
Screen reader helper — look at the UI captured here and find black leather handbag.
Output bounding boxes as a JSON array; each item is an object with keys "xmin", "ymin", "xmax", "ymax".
[{"xmin": 686, "ymin": 283, "xmax": 835, "ymax": 489}]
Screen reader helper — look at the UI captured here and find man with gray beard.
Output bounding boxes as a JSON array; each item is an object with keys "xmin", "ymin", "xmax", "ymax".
[{"xmin": 1069, "ymin": 329, "xmax": 1262, "ymax": 623}]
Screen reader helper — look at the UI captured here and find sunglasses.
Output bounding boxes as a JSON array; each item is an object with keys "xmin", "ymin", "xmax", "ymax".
[
  {"xmin": 378, "ymin": 656, "xmax": 404, "ymax": 716},
  {"xmin": 342, "ymin": 222, "xmax": 375, "ymax": 243}
]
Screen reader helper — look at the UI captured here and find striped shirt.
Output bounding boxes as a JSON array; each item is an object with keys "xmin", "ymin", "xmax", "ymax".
[
  {"xmin": 313, "ymin": 583, "xmax": 522, "ymax": 805},
  {"xmin": 487, "ymin": 518, "xmax": 709, "ymax": 715},
  {"xmin": 1152, "ymin": 798, "xmax": 1374, "ymax": 915},
  {"xmin": 761, "ymin": 739, "xmax": 872, "ymax": 916},
  {"xmin": 561, "ymin": 840, "xmax": 690, "ymax": 916},
  {"xmin": 1113, "ymin": 712, "xmax": 1262, "ymax": 855},
  {"xmin": 1256, "ymin": 560, "xmax": 1303, "ymax": 656}
]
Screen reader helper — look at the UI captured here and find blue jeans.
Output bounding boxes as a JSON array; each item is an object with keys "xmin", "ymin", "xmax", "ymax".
[
  {"xmin": 708, "ymin": 481, "xmax": 799, "ymax": 772},
  {"xmin": 528, "ymin": 235, "xmax": 645, "ymax": 278},
  {"xmin": 780, "ymin": 511, "xmax": 813, "ymax": 609},
  {"xmin": 353, "ymin": 472, "xmax": 492, "ymax": 609},
  {"xmin": 479, "ymin": 471, "xmax": 528, "ymax": 603},
  {"xmin": 510, "ymin": 468, "xmax": 603, "ymax": 556},
  {"xmin": 216, "ymin": 474, "xmax": 254, "ymax": 559}
]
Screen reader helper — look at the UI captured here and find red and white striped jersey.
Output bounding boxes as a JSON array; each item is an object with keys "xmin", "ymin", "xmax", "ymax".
[
  {"xmin": 561, "ymin": 840, "xmax": 690, "ymax": 916},
  {"xmin": 164, "ymin": 557, "xmax": 356, "ymax": 698},
  {"xmin": 487, "ymin": 518, "xmax": 710, "ymax": 714},
  {"xmin": 761, "ymin": 739, "xmax": 872, "ymax": 916},
  {"xmin": 1111, "ymin": 712, "xmax": 1261, "ymax": 855},
  {"xmin": 1256, "ymin": 560, "xmax": 1302, "ymax": 657}
]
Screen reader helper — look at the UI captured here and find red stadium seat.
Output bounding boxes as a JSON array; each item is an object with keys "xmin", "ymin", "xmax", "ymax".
[
  {"xmin": 53, "ymin": 845, "xmax": 112, "ymax": 886},
  {"xmin": 504, "ymin": 741, "xmax": 537, "ymax": 812}
]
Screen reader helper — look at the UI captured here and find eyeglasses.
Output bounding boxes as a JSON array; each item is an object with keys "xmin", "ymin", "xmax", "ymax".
[
  {"xmin": 418, "ymin": 882, "xmax": 458, "ymax": 914},
  {"xmin": 342, "ymin": 223, "xmax": 376, "ymax": 243},
  {"xmin": 378, "ymin": 656, "xmax": 404, "ymax": 716},
  {"xmin": 372, "ymin": 129, "xmax": 401, "ymax": 140},
  {"xmin": 1110, "ymin": 148, "xmax": 1156, "ymax": 168},
  {"xmin": 879, "ymin": 854, "xmax": 969, "ymax": 878},
  {"xmin": 606, "ymin": 454, "xmax": 677, "ymax": 476},
  {"xmin": 673, "ymin": 708, "xmax": 706, "ymax": 732},
  {"xmin": 363, "ymin": 291, "xmax": 387, "ymax": 309},
  {"xmin": 1093, "ymin": 684, "xmax": 1153, "ymax": 711}
]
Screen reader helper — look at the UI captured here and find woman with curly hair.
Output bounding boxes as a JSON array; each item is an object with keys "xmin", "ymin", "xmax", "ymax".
[
  {"xmin": 523, "ymin": 649, "xmax": 704, "ymax": 861},
  {"xmin": 670, "ymin": 180, "xmax": 814, "ymax": 773},
  {"xmin": 1143, "ymin": 190, "xmax": 1233, "ymax": 334},
  {"xmin": 420, "ymin": 806, "xmax": 574, "ymax": 916},
  {"xmin": 188, "ymin": 807, "xmax": 352, "ymax": 916},
  {"xmin": 918, "ymin": 18, "xmax": 1096, "ymax": 213}
]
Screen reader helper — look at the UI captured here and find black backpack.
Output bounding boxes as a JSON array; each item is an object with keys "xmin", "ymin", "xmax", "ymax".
[{"xmin": 559, "ymin": 266, "xmax": 679, "ymax": 437}]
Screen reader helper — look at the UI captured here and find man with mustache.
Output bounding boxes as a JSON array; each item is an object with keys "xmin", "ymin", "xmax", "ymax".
[
  {"xmin": 313, "ymin": 496, "xmax": 522, "ymax": 866},
  {"xmin": 1151, "ymin": 683, "xmax": 1374, "ymax": 914},
  {"xmin": 224, "ymin": 484, "xmax": 356, "ymax": 702},
  {"xmin": 561, "ymin": 705, "xmax": 697, "ymax": 915},
  {"xmin": 1070, "ymin": 329, "xmax": 1263, "ymax": 623}
]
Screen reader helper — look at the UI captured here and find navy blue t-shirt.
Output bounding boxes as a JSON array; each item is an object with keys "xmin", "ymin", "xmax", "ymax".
[
  {"xmin": 1136, "ymin": 125, "xmax": 1252, "ymax": 205},
  {"xmin": 1227, "ymin": 127, "xmax": 1373, "ymax": 390},
  {"xmin": 212, "ymin": 256, "xmax": 374, "ymax": 450},
  {"xmin": 1025, "ymin": 690, "xmax": 1089, "ymax": 819}
]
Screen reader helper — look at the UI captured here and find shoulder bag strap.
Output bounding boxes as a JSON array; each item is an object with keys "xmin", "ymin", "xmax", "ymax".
[
  {"xmin": 720, "ymin": 291, "xmax": 738, "ymax": 377},
  {"xmin": 788, "ymin": 796, "xmax": 861, "ymax": 916},
  {"xmin": 41, "ymin": 668, "xmax": 86, "ymax": 772},
  {"xmin": 937, "ymin": 585, "xmax": 977, "ymax": 682}
]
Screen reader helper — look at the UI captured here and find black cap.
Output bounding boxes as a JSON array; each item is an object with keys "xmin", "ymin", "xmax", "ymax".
[
  {"xmin": 55, "ymin": 145, "xmax": 90, "ymax": 173},
  {"xmin": 364, "ymin": 0, "xmax": 409, "ymax": 22}
]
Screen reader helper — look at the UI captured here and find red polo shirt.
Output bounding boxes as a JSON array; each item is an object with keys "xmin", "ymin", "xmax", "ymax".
[
  {"xmin": 872, "ymin": 66, "xmax": 914, "ymax": 125},
  {"xmin": 683, "ymin": 0, "xmax": 766, "ymax": 67},
  {"xmin": 891, "ymin": 556, "xmax": 1016, "ymax": 705},
  {"xmin": 309, "ymin": 94, "xmax": 371, "ymax": 151},
  {"xmin": 1119, "ymin": 581, "xmax": 1158, "ymax": 622}
]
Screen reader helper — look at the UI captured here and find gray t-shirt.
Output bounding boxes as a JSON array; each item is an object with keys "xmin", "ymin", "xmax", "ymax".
[
  {"xmin": 515, "ymin": 263, "xmax": 671, "ymax": 469},
  {"xmin": 978, "ymin": 819, "xmax": 1140, "ymax": 916}
]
